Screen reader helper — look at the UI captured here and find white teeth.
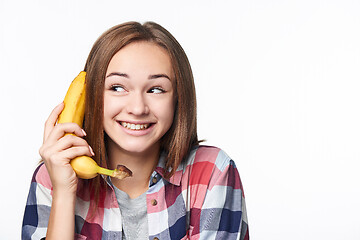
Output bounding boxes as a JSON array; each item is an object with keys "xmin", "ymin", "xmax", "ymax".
[{"xmin": 121, "ymin": 122, "xmax": 150, "ymax": 130}]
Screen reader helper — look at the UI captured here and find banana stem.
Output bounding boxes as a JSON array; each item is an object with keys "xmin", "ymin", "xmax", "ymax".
[{"xmin": 96, "ymin": 167, "xmax": 115, "ymax": 177}]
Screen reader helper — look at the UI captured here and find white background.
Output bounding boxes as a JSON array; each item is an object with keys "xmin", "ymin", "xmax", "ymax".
[{"xmin": 1, "ymin": 0, "xmax": 360, "ymax": 239}]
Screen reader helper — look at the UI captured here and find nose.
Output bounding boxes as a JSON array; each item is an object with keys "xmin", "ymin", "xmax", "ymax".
[{"xmin": 126, "ymin": 92, "xmax": 149, "ymax": 115}]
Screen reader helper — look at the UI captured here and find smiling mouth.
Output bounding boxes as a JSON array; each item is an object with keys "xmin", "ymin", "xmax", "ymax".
[{"xmin": 120, "ymin": 122, "xmax": 151, "ymax": 130}]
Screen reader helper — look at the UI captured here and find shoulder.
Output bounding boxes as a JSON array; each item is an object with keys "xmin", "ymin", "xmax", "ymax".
[
  {"xmin": 31, "ymin": 162, "xmax": 53, "ymax": 190},
  {"xmin": 184, "ymin": 145, "xmax": 234, "ymax": 171},
  {"xmin": 180, "ymin": 145, "xmax": 238, "ymax": 187}
]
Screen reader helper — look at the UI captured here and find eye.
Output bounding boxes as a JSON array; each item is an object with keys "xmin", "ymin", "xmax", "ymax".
[
  {"xmin": 148, "ymin": 87, "xmax": 165, "ymax": 94},
  {"xmin": 110, "ymin": 85, "xmax": 126, "ymax": 92}
]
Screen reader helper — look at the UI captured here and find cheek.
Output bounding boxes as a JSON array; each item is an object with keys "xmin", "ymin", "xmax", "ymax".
[
  {"xmin": 103, "ymin": 96, "xmax": 122, "ymax": 119},
  {"xmin": 158, "ymin": 99, "xmax": 175, "ymax": 128}
]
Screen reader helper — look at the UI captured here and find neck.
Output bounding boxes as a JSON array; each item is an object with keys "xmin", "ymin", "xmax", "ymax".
[{"xmin": 106, "ymin": 139, "xmax": 160, "ymax": 199}]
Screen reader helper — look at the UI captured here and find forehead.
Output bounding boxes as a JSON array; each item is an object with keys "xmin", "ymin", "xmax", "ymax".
[{"xmin": 106, "ymin": 41, "xmax": 173, "ymax": 76}]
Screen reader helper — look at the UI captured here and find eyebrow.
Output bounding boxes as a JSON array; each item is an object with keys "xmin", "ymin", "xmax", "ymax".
[
  {"xmin": 106, "ymin": 72, "xmax": 128, "ymax": 78},
  {"xmin": 106, "ymin": 72, "xmax": 171, "ymax": 81},
  {"xmin": 149, "ymin": 74, "xmax": 171, "ymax": 81}
]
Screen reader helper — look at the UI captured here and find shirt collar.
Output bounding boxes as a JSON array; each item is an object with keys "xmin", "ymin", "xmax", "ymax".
[
  {"xmin": 154, "ymin": 151, "xmax": 184, "ymax": 186},
  {"xmin": 102, "ymin": 150, "xmax": 187, "ymax": 187}
]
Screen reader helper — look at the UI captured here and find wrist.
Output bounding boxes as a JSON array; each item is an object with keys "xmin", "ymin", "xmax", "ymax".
[
  {"xmin": 51, "ymin": 178, "xmax": 78, "ymax": 197},
  {"xmin": 52, "ymin": 189, "xmax": 77, "ymax": 203}
]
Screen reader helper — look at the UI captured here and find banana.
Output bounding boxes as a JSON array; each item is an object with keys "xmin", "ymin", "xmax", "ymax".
[
  {"xmin": 57, "ymin": 72, "xmax": 87, "ymax": 126},
  {"xmin": 57, "ymin": 71, "xmax": 132, "ymax": 179}
]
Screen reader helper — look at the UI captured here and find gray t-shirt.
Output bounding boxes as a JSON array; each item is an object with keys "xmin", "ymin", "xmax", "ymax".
[{"xmin": 111, "ymin": 181, "xmax": 148, "ymax": 240}]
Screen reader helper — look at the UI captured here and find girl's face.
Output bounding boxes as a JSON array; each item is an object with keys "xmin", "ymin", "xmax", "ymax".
[{"xmin": 103, "ymin": 41, "xmax": 175, "ymax": 155}]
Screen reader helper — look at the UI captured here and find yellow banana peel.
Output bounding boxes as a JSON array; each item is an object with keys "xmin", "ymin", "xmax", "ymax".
[{"xmin": 58, "ymin": 72, "xmax": 132, "ymax": 179}]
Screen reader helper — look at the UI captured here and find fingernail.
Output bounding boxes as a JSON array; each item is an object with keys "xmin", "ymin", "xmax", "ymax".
[
  {"xmin": 81, "ymin": 129, "xmax": 87, "ymax": 136},
  {"xmin": 89, "ymin": 146, "xmax": 95, "ymax": 156}
]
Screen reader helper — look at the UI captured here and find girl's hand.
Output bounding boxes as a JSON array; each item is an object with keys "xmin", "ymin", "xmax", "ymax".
[{"xmin": 39, "ymin": 103, "xmax": 94, "ymax": 195}]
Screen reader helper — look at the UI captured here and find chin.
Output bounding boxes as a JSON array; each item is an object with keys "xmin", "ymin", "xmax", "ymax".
[{"xmin": 118, "ymin": 141, "xmax": 159, "ymax": 155}]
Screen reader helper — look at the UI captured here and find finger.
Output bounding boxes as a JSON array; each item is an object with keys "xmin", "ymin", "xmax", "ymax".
[
  {"xmin": 42, "ymin": 131, "xmax": 93, "ymax": 155},
  {"xmin": 55, "ymin": 146, "xmax": 95, "ymax": 163},
  {"xmin": 41, "ymin": 142, "xmax": 94, "ymax": 168},
  {"xmin": 41, "ymin": 131, "xmax": 89, "ymax": 159},
  {"xmin": 44, "ymin": 122, "xmax": 86, "ymax": 146},
  {"xmin": 57, "ymin": 134, "xmax": 91, "ymax": 151},
  {"xmin": 43, "ymin": 102, "xmax": 64, "ymax": 142}
]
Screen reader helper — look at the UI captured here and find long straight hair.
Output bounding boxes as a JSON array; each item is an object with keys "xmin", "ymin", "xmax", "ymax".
[{"xmin": 83, "ymin": 21, "xmax": 199, "ymax": 202}]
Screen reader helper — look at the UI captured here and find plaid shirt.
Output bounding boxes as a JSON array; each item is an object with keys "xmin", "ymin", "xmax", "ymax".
[{"xmin": 22, "ymin": 145, "xmax": 249, "ymax": 240}]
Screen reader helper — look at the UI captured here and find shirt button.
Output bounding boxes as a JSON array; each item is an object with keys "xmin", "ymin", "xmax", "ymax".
[
  {"xmin": 152, "ymin": 177, "xmax": 158, "ymax": 184},
  {"xmin": 151, "ymin": 199, "xmax": 158, "ymax": 206}
]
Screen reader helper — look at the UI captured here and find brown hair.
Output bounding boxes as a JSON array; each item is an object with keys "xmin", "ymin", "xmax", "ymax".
[{"xmin": 83, "ymin": 21, "xmax": 199, "ymax": 198}]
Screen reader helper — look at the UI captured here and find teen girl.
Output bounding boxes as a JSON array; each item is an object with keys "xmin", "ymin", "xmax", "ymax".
[{"xmin": 22, "ymin": 21, "xmax": 249, "ymax": 240}]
